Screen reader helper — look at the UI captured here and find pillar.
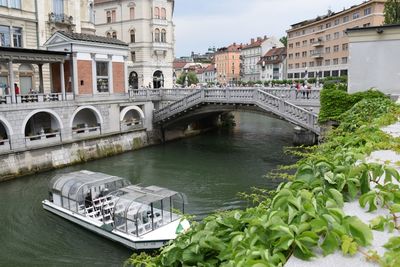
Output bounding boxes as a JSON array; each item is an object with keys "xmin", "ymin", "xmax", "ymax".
[
  {"xmin": 123, "ymin": 56, "xmax": 128, "ymax": 94},
  {"xmin": 108, "ymin": 54, "xmax": 113, "ymax": 94},
  {"xmin": 72, "ymin": 52, "xmax": 79, "ymax": 96},
  {"xmin": 38, "ymin": 64, "xmax": 44, "ymax": 93},
  {"xmin": 8, "ymin": 60, "xmax": 15, "ymax": 103},
  {"xmin": 60, "ymin": 62, "xmax": 66, "ymax": 100}
]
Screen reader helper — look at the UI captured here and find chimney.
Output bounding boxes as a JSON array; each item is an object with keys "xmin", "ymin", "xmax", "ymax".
[
  {"xmin": 233, "ymin": 42, "xmax": 236, "ymax": 46},
  {"xmin": 257, "ymin": 37, "xmax": 261, "ymax": 41},
  {"xmin": 264, "ymin": 35, "xmax": 267, "ymax": 40},
  {"xmin": 251, "ymin": 38, "xmax": 255, "ymax": 44}
]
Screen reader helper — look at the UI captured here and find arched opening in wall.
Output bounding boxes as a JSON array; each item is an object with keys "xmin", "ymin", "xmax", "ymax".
[
  {"xmin": 129, "ymin": 71, "xmax": 139, "ymax": 89},
  {"xmin": 0, "ymin": 121, "xmax": 10, "ymax": 149},
  {"xmin": 71, "ymin": 108, "xmax": 102, "ymax": 136},
  {"xmin": 19, "ymin": 64, "xmax": 34, "ymax": 94},
  {"xmin": 120, "ymin": 106, "xmax": 144, "ymax": 131},
  {"xmin": 153, "ymin": 70, "xmax": 164, "ymax": 89},
  {"xmin": 24, "ymin": 112, "xmax": 61, "ymax": 142}
]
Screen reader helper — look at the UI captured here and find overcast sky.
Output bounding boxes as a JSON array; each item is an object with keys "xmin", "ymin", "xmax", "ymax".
[{"xmin": 174, "ymin": 0, "xmax": 362, "ymax": 57}]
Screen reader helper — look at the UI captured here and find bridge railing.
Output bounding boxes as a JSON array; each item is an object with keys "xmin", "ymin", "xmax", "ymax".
[
  {"xmin": 153, "ymin": 88, "xmax": 320, "ymax": 134},
  {"xmin": 129, "ymin": 88, "xmax": 321, "ymax": 103}
]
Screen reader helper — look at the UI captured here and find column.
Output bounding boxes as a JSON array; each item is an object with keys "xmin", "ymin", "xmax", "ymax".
[
  {"xmin": 91, "ymin": 53, "xmax": 96, "ymax": 95},
  {"xmin": 60, "ymin": 62, "xmax": 66, "ymax": 100},
  {"xmin": 123, "ymin": 56, "xmax": 128, "ymax": 94},
  {"xmin": 108, "ymin": 55, "xmax": 113, "ymax": 94},
  {"xmin": 38, "ymin": 64, "xmax": 44, "ymax": 93},
  {"xmin": 8, "ymin": 60, "xmax": 15, "ymax": 103},
  {"xmin": 72, "ymin": 52, "xmax": 79, "ymax": 96}
]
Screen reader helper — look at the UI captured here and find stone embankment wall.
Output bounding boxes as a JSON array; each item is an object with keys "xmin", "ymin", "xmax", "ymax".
[{"xmin": 0, "ymin": 130, "xmax": 149, "ymax": 182}]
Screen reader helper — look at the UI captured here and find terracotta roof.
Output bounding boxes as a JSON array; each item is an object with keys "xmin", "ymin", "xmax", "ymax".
[
  {"xmin": 258, "ymin": 47, "xmax": 287, "ymax": 65},
  {"xmin": 204, "ymin": 64, "xmax": 215, "ymax": 72},
  {"xmin": 216, "ymin": 43, "xmax": 242, "ymax": 53},
  {"xmin": 173, "ymin": 60, "xmax": 187, "ymax": 69},
  {"xmin": 58, "ymin": 31, "xmax": 128, "ymax": 46}
]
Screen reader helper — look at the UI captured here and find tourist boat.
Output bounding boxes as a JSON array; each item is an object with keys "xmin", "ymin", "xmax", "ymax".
[{"xmin": 42, "ymin": 170, "xmax": 190, "ymax": 250}]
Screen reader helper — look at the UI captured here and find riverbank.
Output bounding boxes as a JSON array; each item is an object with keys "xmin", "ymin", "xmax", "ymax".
[{"xmin": 126, "ymin": 94, "xmax": 400, "ymax": 266}]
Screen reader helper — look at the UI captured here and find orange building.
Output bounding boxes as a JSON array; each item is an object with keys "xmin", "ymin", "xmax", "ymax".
[
  {"xmin": 286, "ymin": 0, "xmax": 385, "ymax": 80},
  {"xmin": 214, "ymin": 43, "xmax": 242, "ymax": 86}
]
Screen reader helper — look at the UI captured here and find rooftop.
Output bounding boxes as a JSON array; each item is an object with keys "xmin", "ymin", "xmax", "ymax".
[{"xmin": 58, "ymin": 31, "xmax": 128, "ymax": 46}]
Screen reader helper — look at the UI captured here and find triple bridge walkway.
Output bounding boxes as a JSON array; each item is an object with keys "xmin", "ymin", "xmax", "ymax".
[{"xmin": 129, "ymin": 88, "xmax": 321, "ymax": 135}]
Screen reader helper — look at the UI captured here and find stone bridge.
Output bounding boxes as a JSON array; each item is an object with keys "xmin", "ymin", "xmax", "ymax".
[{"xmin": 129, "ymin": 88, "xmax": 321, "ymax": 135}]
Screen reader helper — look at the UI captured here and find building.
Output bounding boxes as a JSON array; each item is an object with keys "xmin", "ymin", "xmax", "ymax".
[
  {"xmin": 215, "ymin": 43, "xmax": 242, "ymax": 86},
  {"xmin": 0, "ymin": 0, "xmax": 95, "ymax": 94},
  {"xmin": 203, "ymin": 64, "xmax": 216, "ymax": 84},
  {"xmin": 258, "ymin": 47, "xmax": 287, "ymax": 82},
  {"xmin": 240, "ymin": 36, "xmax": 283, "ymax": 82},
  {"xmin": 286, "ymin": 0, "xmax": 385, "ymax": 80},
  {"xmin": 347, "ymin": 24, "xmax": 400, "ymax": 95},
  {"xmin": 94, "ymin": 0, "xmax": 175, "ymax": 89}
]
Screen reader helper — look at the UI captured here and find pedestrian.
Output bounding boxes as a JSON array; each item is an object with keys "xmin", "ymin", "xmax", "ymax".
[
  {"xmin": 14, "ymin": 83, "xmax": 20, "ymax": 95},
  {"xmin": 295, "ymin": 82, "xmax": 300, "ymax": 99},
  {"xmin": 307, "ymin": 84, "xmax": 312, "ymax": 99}
]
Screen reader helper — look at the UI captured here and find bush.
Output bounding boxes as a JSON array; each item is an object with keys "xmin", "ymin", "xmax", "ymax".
[{"xmin": 319, "ymin": 88, "xmax": 388, "ymax": 123}]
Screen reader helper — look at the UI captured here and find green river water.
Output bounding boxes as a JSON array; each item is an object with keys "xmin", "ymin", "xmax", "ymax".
[{"xmin": 0, "ymin": 112, "xmax": 296, "ymax": 266}]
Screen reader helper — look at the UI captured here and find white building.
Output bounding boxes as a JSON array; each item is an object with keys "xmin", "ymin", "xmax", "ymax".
[
  {"xmin": 94, "ymin": 0, "xmax": 175, "ymax": 89},
  {"xmin": 347, "ymin": 24, "xmax": 400, "ymax": 95},
  {"xmin": 240, "ymin": 36, "xmax": 283, "ymax": 82},
  {"xmin": 0, "ymin": 0, "xmax": 95, "ymax": 94},
  {"xmin": 259, "ymin": 47, "xmax": 287, "ymax": 82}
]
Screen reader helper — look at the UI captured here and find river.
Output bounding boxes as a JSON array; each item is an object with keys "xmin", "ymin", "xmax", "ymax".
[{"xmin": 0, "ymin": 112, "xmax": 296, "ymax": 266}]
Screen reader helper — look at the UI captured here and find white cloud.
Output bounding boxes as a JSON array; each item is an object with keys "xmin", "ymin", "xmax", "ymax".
[{"xmin": 174, "ymin": 0, "xmax": 362, "ymax": 57}]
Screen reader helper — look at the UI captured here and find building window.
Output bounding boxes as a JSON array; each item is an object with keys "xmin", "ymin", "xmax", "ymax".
[
  {"xmin": 288, "ymin": 54, "xmax": 293, "ymax": 59},
  {"xmin": 295, "ymin": 42, "xmax": 300, "ymax": 47},
  {"xmin": 12, "ymin": 27, "xmax": 22, "ymax": 47},
  {"xmin": 0, "ymin": 25, "xmax": 10, "ymax": 47},
  {"xmin": 161, "ymin": 8, "xmax": 166, "ymax": 19},
  {"xmin": 325, "ymin": 47, "xmax": 330, "ymax": 54},
  {"xmin": 53, "ymin": 0, "xmax": 63, "ymax": 14},
  {"xmin": 302, "ymin": 51, "xmax": 307, "ymax": 57},
  {"xmin": 130, "ymin": 29, "xmax": 135, "ymax": 43},
  {"xmin": 325, "ymin": 34, "xmax": 331, "ymax": 41},
  {"xmin": 302, "ymin": 40, "xmax": 307, "ymax": 46},
  {"xmin": 302, "ymin": 62, "xmax": 307, "ymax": 68},
  {"xmin": 342, "ymin": 57, "xmax": 348, "ymax": 64},
  {"xmin": 112, "ymin": 31, "xmax": 117, "ymax": 39},
  {"xmin": 130, "ymin": 7, "xmax": 135, "ymax": 20},
  {"xmin": 288, "ymin": 64, "xmax": 293, "ymax": 69},
  {"xmin": 343, "ymin": 16, "xmax": 349, "ymax": 23},
  {"xmin": 112, "ymin": 10, "xmax": 116, "ymax": 22},
  {"xmin": 0, "ymin": 0, "xmax": 7, "ymax": 7},
  {"xmin": 161, "ymin": 29, "xmax": 166, "ymax": 42},
  {"xmin": 96, "ymin": 61, "xmax": 109, "ymax": 93},
  {"xmin": 334, "ymin": 18, "xmax": 340, "ymax": 25},
  {"xmin": 342, "ymin": 43, "xmax": 348, "ymax": 51},
  {"xmin": 154, "ymin": 28, "xmax": 160, "ymax": 42},
  {"xmin": 353, "ymin": 12, "xmax": 360, "ymax": 19},
  {"xmin": 364, "ymin": 7, "xmax": 372, "ymax": 16},
  {"xmin": 10, "ymin": 0, "xmax": 20, "ymax": 8},
  {"xmin": 325, "ymin": 59, "xmax": 330, "ymax": 66},
  {"xmin": 333, "ymin": 45, "xmax": 339, "ymax": 52},
  {"xmin": 131, "ymin": 51, "xmax": 136, "ymax": 62},
  {"xmin": 295, "ymin": 52, "xmax": 300, "ymax": 59},
  {"xmin": 288, "ymin": 43, "xmax": 293, "ymax": 49},
  {"xmin": 363, "ymin": 23, "xmax": 371, "ymax": 27},
  {"xmin": 333, "ymin": 58, "xmax": 339, "ymax": 65},
  {"xmin": 154, "ymin": 7, "xmax": 160, "ymax": 19},
  {"xmin": 316, "ymin": 60, "xmax": 322, "ymax": 67},
  {"xmin": 309, "ymin": 61, "xmax": 314, "ymax": 67},
  {"xmin": 310, "ymin": 38, "xmax": 315, "ymax": 44},
  {"xmin": 106, "ymin": 11, "xmax": 111, "ymax": 23},
  {"xmin": 106, "ymin": 32, "xmax": 111, "ymax": 38},
  {"xmin": 295, "ymin": 63, "xmax": 299, "ymax": 69},
  {"xmin": 326, "ymin": 22, "xmax": 331, "ymax": 28},
  {"xmin": 324, "ymin": 71, "xmax": 331, "ymax": 77},
  {"xmin": 334, "ymin": 32, "xmax": 340, "ymax": 39}
]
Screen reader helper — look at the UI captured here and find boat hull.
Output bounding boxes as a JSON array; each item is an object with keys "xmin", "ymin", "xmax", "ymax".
[{"xmin": 42, "ymin": 200, "xmax": 170, "ymax": 250}]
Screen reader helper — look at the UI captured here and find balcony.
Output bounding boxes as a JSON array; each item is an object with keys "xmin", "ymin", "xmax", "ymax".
[
  {"xmin": 48, "ymin": 12, "xmax": 74, "ymax": 25},
  {"xmin": 312, "ymin": 40, "xmax": 324, "ymax": 47},
  {"xmin": 311, "ymin": 51, "xmax": 324, "ymax": 59},
  {"xmin": 151, "ymin": 19, "xmax": 168, "ymax": 26}
]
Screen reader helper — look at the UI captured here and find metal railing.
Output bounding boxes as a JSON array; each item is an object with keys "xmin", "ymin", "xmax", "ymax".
[{"xmin": 153, "ymin": 89, "xmax": 320, "ymax": 135}]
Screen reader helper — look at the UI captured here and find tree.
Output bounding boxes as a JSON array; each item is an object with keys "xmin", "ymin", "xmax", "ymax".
[
  {"xmin": 384, "ymin": 0, "xmax": 400, "ymax": 24},
  {"xmin": 176, "ymin": 71, "xmax": 199, "ymax": 87},
  {"xmin": 279, "ymin": 36, "xmax": 288, "ymax": 47}
]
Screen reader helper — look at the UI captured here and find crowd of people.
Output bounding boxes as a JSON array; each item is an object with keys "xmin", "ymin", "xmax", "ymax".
[{"xmin": 291, "ymin": 81, "xmax": 313, "ymax": 99}]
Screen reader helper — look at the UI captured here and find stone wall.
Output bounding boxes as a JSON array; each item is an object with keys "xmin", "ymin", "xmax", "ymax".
[{"xmin": 0, "ymin": 129, "xmax": 149, "ymax": 182}]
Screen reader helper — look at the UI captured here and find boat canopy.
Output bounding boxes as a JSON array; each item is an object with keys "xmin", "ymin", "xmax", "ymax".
[{"xmin": 48, "ymin": 170, "xmax": 130, "ymax": 211}]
